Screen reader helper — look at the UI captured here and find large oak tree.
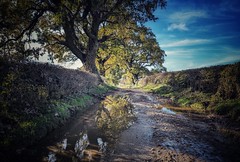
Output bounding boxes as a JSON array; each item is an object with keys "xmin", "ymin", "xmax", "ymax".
[{"xmin": 0, "ymin": 0, "xmax": 167, "ymax": 78}]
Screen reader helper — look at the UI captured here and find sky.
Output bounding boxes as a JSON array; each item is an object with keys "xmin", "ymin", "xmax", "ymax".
[{"xmin": 145, "ymin": 0, "xmax": 240, "ymax": 71}]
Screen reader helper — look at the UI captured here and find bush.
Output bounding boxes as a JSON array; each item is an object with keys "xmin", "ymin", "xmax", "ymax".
[
  {"xmin": 177, "ymin": 97, "xmax": 191, "ymax": 107},
  {"xmin": 190, "ymin": 103, "xmax": 205, "ymax": 111},
  {"xmin": 0, "ymin": 61, "xmax": 108, "ymax": 147},
  {"xmin": 152, "ymin": 85, "xmax": 173, "ymax": 95},
  {"xmin": 214, "ymin": 101, "xmax": 240, "ymax": 120}
]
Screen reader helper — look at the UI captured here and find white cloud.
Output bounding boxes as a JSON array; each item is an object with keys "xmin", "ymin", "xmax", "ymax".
[
  {"xmin": 163, "ymin": 58, "xmax": 195, "ymax": 71},
  {"xmin": 168, "ymin": 23, "xmax": 189, "ymax": 31},
  {"xmin": 165, "ymin": 50, "xmax": 193, "ymax": 57},
  {"xmin": 216, "ymin": 55, "xmax": 240, "ymax": 64},
  {"xmin": 169, "ymin": 11, "xmax": 208, "ymax": 22},
  {"xmin": 199, "ymin": 55, "xmax": 240, "ymax": 68},
  {"xmin": 161, "ymin": 39, "xmax": 212, "ymax": 48}
]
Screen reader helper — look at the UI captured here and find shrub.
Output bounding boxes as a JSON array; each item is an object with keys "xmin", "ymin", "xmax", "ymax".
[
  {"xmin": 152, "ymin": 85, "xmax": 173, "ymax": 95},
  {"xmin": 190, "ymin": 103, "xmax": 205, "ymax": 110},
  {"xmin": 214, "ymin": 100, "xmax": 240, "ymax": 120},
  {"xmin": 177, "ymin": 97, "xmax": 191, "ymax": 107}
]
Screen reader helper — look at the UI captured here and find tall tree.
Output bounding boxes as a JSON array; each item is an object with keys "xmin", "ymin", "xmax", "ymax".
[
  {"xmin": 97, "ymin": 21, "xmax": 166, "ymax": 85},
  {"xmin": 0, "ymin": 0, "xmax": 167, "ymax": 78}
]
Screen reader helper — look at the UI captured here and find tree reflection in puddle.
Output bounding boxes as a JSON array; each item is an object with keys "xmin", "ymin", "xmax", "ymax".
[
  {"xmin": 95, "ymin": 95, "xmax": 135, "ymax": 138},
  {"xmin": 44, "ymin": 95, "xmax": 135, "ymax": 161}
]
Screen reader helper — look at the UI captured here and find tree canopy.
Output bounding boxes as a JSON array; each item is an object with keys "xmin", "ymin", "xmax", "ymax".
[
  {"xmin": 97, "ymin": 21, "xmax": 166, "ymax": 85},
  {"xmin": 0, "ymin": 0, "xmax": 167, "ymax": 80}
]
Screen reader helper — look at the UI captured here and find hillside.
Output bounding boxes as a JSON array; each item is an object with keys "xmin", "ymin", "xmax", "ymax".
[
  {"xmin": 139, "ymin": 62, "xmax": 240, "ymax": 121},
  {"xmin": 0, "ymin": 61, "xmax": 111, "ymax": 149}
]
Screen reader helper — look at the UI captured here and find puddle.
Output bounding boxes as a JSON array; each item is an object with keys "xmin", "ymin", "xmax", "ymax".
[
  {"xmin": 44, "ymin": 131, "xmax": 107, "ymax": 161},
  {"xmin": 161, "ymin": 107, "xmax": 176, "ymax": 115},
  {"xmin": 39, "ymin": 94, "xmax": 135, "ymax": 162},
  {"xmin": 95, "ymin": 95, "xmax": 135, "ymax": 138}
]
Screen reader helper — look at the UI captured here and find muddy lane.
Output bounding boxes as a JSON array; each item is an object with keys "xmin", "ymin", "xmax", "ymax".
[
  {"xmin": 107, "ymin": 91, "xmax": 157, "ymax": 161},
  {"xmin": 107, "ymin": 89, "xmax": 224, "ymax": 162},
  {"xmin": 7, "ymin": 89, "xmax": 226, "ymax": 162}
]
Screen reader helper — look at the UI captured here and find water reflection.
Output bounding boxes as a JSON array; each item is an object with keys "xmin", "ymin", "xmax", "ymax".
[
  {"xmin": 44, "ymin": 95, "xmax": 134, "ymax": 161},
  {"xmin": 97, "ymin": 138, "xmax": 107, "ymax": 152},
  {"xmin": 46, "ymin": 131, "xmax": 108, "ymax": 161},
  {"xmin": 95, "ymin": 95, "xmax": 135, "ymax": 137},
  {"xmin": 48, "ymin": 152, "xmax": 56, "ymax": 162},
  {"xmin": 74, "ymin": 132, "xmax": 90, "ymax": 159},
  {"xmin": 61, "ymin": 138, "xmax": 67, "ymax": 151},
  {"xmin": 161, "ymin": 107, "xmax": 176, "ymax": 115}
]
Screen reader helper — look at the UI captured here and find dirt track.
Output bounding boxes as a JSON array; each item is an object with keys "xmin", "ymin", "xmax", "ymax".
[
  {"xmin": 7, "ymin": 89, "xmax": 231, "ymax": 162},
  {"xmin": 107, "ymin": 89, "xmax": 224, "ymax": 162}
]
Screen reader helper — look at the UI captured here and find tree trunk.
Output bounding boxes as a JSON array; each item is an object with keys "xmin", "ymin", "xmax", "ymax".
[{"xmin": 83, "ymin": 37, "xmax": 103, "ymax": 82}]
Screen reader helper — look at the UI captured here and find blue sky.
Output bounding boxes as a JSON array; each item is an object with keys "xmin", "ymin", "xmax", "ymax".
[{"xmin": 145, "ymin": 0, "xmax": 240, "ymax": 71}]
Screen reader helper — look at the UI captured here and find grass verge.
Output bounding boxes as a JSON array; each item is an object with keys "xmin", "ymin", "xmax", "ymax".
[{"xmin": 0, "ymin": 84, "xmax": 112, "ymax": 149}]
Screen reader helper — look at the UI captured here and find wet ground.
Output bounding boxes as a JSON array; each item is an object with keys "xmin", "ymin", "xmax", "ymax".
[
  {"xmin": 5, "ymin": 89, "xmax": 231, "ymax": 162},
  {"xmin": 107, "ymin": 89, "xmax": 224, "ymax": 162}
]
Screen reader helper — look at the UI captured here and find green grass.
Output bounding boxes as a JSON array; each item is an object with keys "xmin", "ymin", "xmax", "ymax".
[
  {"xmin": 138, "ymin": 83, "xmax": 166, "ymax": 92},
  {"xmin": 150, "ymin": 82, "xmax": 240, "ymax": 120},
  {"xmin": 177, "ymin": 97, "xmax": 191, "ymax": 107},
  {"xmin": 88, "ymin": 84, "xmax": 115, "ymax": 95},
  {"xmin": 1, "ymin": 84, "xmax": 111, "ymax": 147}
]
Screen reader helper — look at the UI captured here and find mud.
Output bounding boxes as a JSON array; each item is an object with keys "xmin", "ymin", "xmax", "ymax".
[
  {"xmin": 4, "ymin": 89, "xmax": 235, "ymax": 162},
  {"xmin": 107, "ymin": 89, "xmax": 224, "ymax": 162}
]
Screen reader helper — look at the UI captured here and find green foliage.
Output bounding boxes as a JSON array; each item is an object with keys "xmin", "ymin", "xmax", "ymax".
[
  {"xmin": 0, "ymin": 62, "xmax": 109, "ymax": 147},
  {"xmin": 216, "ymin": 64, "xmax": 240, "ymax": 99},
  {"xmin": 97, "ymin": 21, "xmax": 165, "ymax": 86},
  {"xmin": 1, "ymin": 94, "xmax": 95, "ymax": 147},
  {"xmin": 141, "ymin": 62, "xmax": 240, "ymax": 118},
  {"xmin": 19, "ymin": 121, "xmax": 36, "ymax": 135},
  {"xmin": 96, "ymin": 95, "xmax": 134, "ymax": 137},
  {"xmin": 213, "ymin": 100, "xmax": 240, "ymax": 120},
  {"xmin": 1, "ymin": 0, "xmax": 167, "ymax": 74},
  {"xmin": 190, "ymin": 103, "xmax": 205, "ymax": 110},
  {"xmin": 152, "ymin": 85, "xmax": 173, "ymax": 94},
  {"xmin": 88, "ymin": 84, "xmax": 112, "ymax": 95},
  {"xmin": 177, "ymin": 98, "xmax": 191, "ymax": 107}
]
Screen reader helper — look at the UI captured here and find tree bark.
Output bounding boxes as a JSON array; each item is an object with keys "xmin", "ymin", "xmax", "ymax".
[
  {"xmin": 83, "ymin": 38, "xmax": 99, "ymax": 74},
  {"xmin": 81, "ymin": 12, "xmax": 104, "ymax": 82},
  {"xmin": 82, "ymin": 35, "xmax": 103, "ymax": 82}
]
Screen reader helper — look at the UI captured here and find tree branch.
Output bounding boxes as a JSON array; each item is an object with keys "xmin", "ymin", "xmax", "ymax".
[
  {"xmin": 0, "ymin": 10, "xmax": 45, "ymax": 48},
  {"xmin": 98, "ymin": 33, "xmax": 114, "ymax": 43}
]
